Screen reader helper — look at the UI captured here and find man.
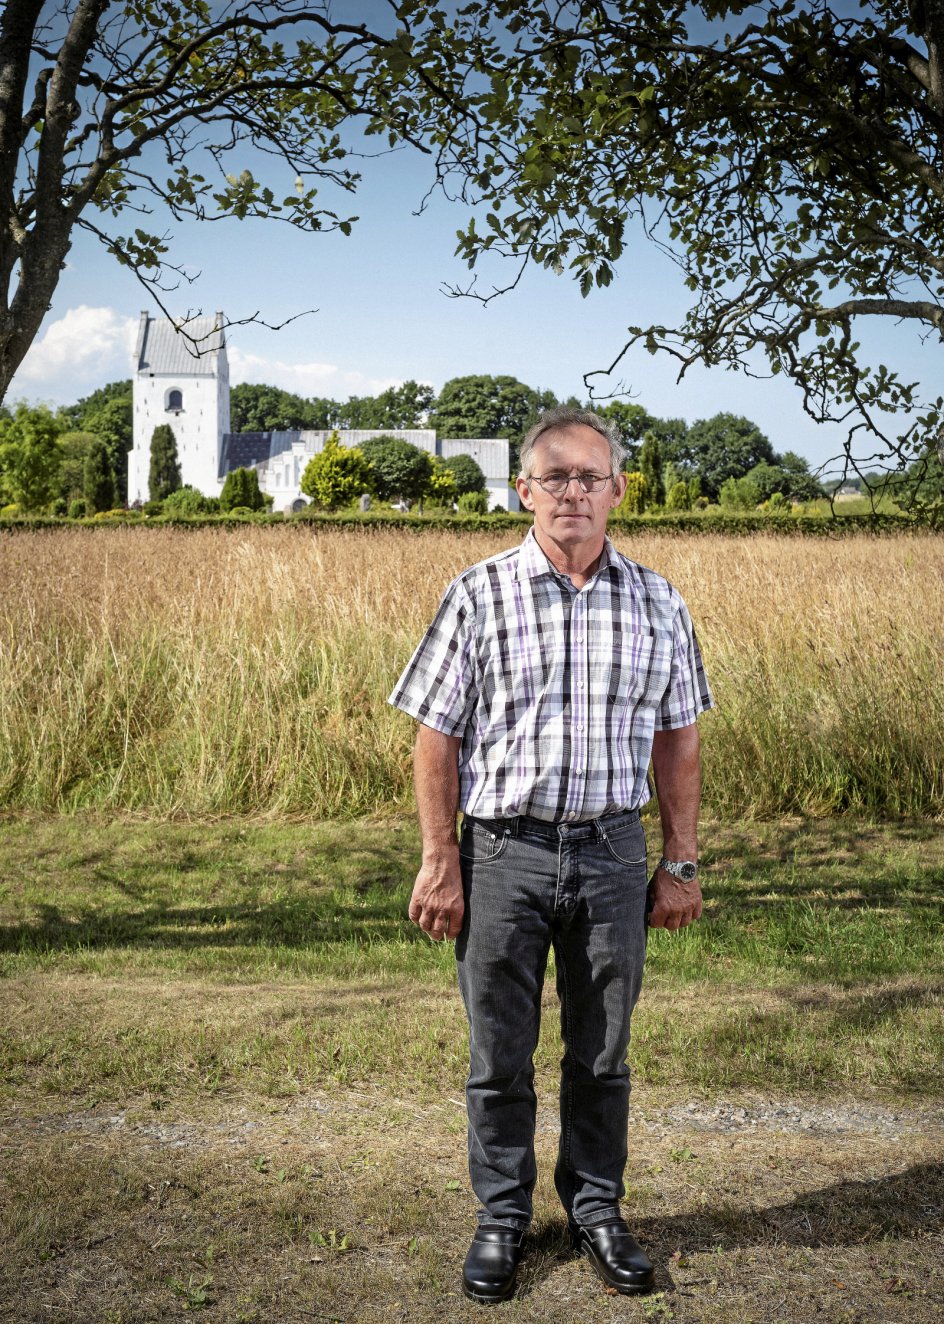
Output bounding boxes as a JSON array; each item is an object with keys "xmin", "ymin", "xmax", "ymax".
[{"xmin": 389, "ymin": 407, "xmax": 713, "ymax": 1304}]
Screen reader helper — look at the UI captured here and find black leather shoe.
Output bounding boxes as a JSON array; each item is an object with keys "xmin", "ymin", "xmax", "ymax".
[
  {"xmin": 570, "ymin": 1217, "xmax": 655, "ymax": 1294},
  {"xmin": 462, "ymin": 1225, "xmax": 526, "ymax": 1304}
]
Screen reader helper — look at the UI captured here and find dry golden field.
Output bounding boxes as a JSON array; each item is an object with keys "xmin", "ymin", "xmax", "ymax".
[{"xmin": 0, "ymin": 525, "xmax": 941, "ymax": 816}]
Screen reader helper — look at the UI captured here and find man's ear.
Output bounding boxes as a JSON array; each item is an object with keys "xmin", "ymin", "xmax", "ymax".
[
  {"xmin": 610, "ymin": 472, "xmax": 628, "ymax": 508},
  {"xmin": 515, "ymin": 475, "xmax": 535, "ymax": 511}
]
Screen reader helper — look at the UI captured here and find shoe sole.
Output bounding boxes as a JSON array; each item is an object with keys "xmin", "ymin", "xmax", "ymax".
[{"xmin": 461, "ymin": 1279, "xmax": 517, "ymax": 1305}]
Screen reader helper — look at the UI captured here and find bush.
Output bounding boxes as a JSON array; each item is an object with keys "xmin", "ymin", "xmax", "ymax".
[
  {"xmin": 142, "ymin": 499, "xmax": 164, "ymax": 516},
  {"xmin": 301, "ymin": 432, "xmax": 373, "ymax": 510},
  {"xmin": 457, "ymin": 490, "xmax": 488, "ymax": 514},
  {"xmin": 51, "ymin": 497, "xmax": 68, "ymax": 517},
  {"xmin": 163, "ymin": 485, "xmax": 210, "ymax": 515},
  {"xmin": 67, "ymin": 497, "xmax": 88, "ymax": 519},
  {"xmin": 1, "ymin": 503, "xmax": 20, "ymax": 518},
  {"xmin": 220, "ymin": 467, "xmax": 265, "ymax": 512}
]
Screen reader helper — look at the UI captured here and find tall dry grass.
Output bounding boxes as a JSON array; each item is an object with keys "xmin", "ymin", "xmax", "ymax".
[{"xmin": 0, "ymin": 526, "xmax": 941, "ymax": 817}]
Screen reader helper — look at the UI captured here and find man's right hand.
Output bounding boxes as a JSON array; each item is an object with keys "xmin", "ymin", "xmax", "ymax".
[{"xmin": 408, "ymin": 856, "xmax": 465, "ymax": 941}]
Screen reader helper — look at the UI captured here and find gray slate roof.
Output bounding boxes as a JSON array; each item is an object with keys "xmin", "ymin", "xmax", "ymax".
[{"xmin": 136, "ymin": 314, "xmax": 224, "ymax": 375}]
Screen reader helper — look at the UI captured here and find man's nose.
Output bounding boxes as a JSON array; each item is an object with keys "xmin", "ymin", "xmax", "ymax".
[{"xmin": 558, "ymin": 476, "xmax": 586, "ymax": 497}]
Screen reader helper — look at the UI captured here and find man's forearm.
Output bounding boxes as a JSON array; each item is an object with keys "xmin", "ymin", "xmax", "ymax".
[
  {"xmin": 650, "ymin": 723, "xmax": 701, "ymax": 858},
  {"xmin": 414, "ymin": 723, "xmax": 461, "ymax": 857},
  {"xmin": 408, "ymin": 723, "xmax": 465, "ymax": 941}
]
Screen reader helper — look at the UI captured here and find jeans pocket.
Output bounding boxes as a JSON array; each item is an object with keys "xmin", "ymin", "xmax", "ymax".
[
  {"xmin": 601, "ymin": 825, "xmax": 647, "ymax": 868},
  {"xmin": 459, "ymin": 820, "xmax": 510, "ymax": 864}
]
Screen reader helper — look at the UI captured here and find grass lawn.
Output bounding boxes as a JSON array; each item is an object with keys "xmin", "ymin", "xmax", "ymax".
[{"xmin": 1, "ymin": 813, "xmax": 942, "ymax": 1323}]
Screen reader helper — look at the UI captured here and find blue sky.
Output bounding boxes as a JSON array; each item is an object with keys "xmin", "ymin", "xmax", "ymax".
[{"xmin": 10, "ymin": 107, "xmax": 940, "ymax": 477}]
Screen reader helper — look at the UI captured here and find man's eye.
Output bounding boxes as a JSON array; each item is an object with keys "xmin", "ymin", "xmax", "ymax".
[{"xmin": 544, "ymin": 473, "xmax": 568, "ymax": 483}]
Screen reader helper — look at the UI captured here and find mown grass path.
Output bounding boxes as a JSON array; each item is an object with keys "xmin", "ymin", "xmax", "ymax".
[{"xmin": 1, "ymin": 814, "xmax": 942, "ymax": 1322}]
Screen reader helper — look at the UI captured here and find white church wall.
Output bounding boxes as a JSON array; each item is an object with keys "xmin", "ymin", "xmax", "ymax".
[{"xmin": 129, "ymin": 313, "xmax": 227, "ymax": 503}]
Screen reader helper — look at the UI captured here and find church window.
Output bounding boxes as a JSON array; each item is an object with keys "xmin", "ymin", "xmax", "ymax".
[{"xmin": 166, "ymin": 388, "xmax": 184, "ymax": 412}]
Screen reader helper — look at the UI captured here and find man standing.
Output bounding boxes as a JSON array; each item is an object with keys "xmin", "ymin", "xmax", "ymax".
[{"xmin": 389, "ymin": 408, "xmax": 713, "ymax": 1303}]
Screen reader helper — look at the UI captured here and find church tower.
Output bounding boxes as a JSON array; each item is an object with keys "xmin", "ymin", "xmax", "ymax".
[{"xmin": 128, "ymin": 312, "xmax": 230, "ymax": 503}]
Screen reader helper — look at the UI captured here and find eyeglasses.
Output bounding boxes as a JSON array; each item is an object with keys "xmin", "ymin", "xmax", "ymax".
[{"xmin": 528, "ymin": 471, "xmax": 614, "ymax": 498}]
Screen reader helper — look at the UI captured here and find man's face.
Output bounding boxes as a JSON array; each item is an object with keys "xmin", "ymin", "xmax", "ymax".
[{"xmin": 515, "ymin": 425, "xmax": 626, "ymax": 555}]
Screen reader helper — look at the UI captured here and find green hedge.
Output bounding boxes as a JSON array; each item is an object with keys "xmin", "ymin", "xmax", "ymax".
[{"xmin": 0, "ymin": 508, "xmax": 937, "ymax": 535}]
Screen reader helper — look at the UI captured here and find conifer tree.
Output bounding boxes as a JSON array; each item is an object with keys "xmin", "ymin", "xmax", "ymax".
[
  {"xmin": 83, "ymin": 436, "xmax": 116, "ymax": 513},
  {"xmin": 148, "ymin": 424, "xmax": 181, "ymax": 501},
  {"xmin": 639, "ymin": 433, "xmax": 665, "ymax": 507}
]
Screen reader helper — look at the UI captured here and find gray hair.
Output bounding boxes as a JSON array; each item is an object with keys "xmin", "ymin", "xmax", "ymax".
[{"xmin": 519, "ymin": 406, "xmax": 625, "ymax": 478}]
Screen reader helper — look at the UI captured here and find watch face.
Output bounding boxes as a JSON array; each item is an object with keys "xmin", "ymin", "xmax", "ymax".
[{"xmin": 678, "ymin": 862, "xmax": 698, "ymax": 882}]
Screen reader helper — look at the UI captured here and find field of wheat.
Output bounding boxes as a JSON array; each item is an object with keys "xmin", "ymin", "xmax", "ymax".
[{"xmin": 0, "ymin": 525, "xmax": 940, "ymax": 817}]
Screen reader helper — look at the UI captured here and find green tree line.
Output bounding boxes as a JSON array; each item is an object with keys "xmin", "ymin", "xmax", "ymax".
[{"xmin": 4, "ymin": 371, "xmax": 937, "ymax": 518}]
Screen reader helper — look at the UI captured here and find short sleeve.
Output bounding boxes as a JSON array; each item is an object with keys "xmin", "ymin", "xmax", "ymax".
[
  {"xmin": 653, "ymin": 597, "xmax": 714, "ymax": 730},
  {"xmin": 388, "ymin": 577, "xmax": 478, "ymax": 736}
]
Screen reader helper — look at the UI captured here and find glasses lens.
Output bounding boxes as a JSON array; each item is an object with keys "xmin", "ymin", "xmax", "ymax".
[{"xmin": 533, "ymin": 472, "xmax": 612, "ymax": 496}]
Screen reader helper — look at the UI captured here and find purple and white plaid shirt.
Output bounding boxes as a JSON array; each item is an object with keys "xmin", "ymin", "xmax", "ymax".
[{"xmin": 389, "ymin": 529, "xmax": 713, "ymax": 823}]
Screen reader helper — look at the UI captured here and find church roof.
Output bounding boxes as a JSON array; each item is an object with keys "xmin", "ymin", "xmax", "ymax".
[
  {"xmin": 136, "ymin": 313, "xmax": 224, "ymax": 376},
  {"xmin": 218, "ymin": 431, "xmax": 293, "ymax": 479}
]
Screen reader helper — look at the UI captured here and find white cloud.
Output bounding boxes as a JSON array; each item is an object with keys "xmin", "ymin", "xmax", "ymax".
[
  {"xmin": 10, "ymin": 306, "xmax": 138, "ymax": 403},
  {"xmin": 226, "ymin": 346, "xmax": 404, "ymax": 399}
]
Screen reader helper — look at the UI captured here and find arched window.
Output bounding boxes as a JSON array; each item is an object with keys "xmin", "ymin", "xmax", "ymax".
[{"xmin": 166, "ymin": 388, "xmax": 183, "ymax": 412}]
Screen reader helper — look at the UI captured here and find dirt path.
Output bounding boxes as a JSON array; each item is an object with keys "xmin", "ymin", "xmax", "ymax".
[{"xmin": 2, "ymin": 1084, "xmax": 941, "ymax": 1324}]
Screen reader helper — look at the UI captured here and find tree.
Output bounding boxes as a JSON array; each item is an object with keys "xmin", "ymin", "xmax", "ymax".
[
  {"xmin": 621, "ymin": 471, "xmax": 647, "ymax": 515},
  {"xmin": 425, "ymin": 456, "xmax": 458, "ymax": 508},
  {"xmin": 442, "ymin": 453, "xmax": 486, "ymax": 496},
  {"xmin": 430, "ymin": 376, "xmax": 556, "ymax": 472},
  {"xmin": 230, "ymin": 385, "xmax": 325, "ymax": 433},
  {"xmin": 300, "ymin": 432, "xmax": 372, "ymax": 510},
  {"xmin": 359, "ymin": 436, "xmax": 432, "ymax": 505},
  {"xmin": 685, "ymin": 415, "xmax": 777, "ymax": 502},
  {"xmin": 719, "ymin": 476, "xmax": 761, "ymax": 512},
  {"xmin": 398, "ymin": 2, "xmax": 944, "ymax": 497},
  {"xmin": 83, "ymin": 435, "xmax": 116, "ymax": 513},
  {"xmin": 778, "ymin": 451, "xmax": 826, "ymax": 502},
  {"xmin": 638, "ymin": 433, "xmax": 665, "ymax": 507},
  {"xmin": 665, "ymin": 479, "xmax": 690, "ymax": 512},
  {"xmin": 57, "ymin": 430, "xmax": 95, "ymax": 502},
  {"xmin": 220, "ymin": 467, "xmax": 264, "ymax": 512},
  {"xmin": 148, "ymin": 424, "xmax": 181, "ymax": 502},
  {"xmin": 59, "ymin": 380, "xmax": 133, "ymax": 495},
  {"xmin": 0, "ymin": 3, "xmax": 460, "ymax": 402},
  {"xmin": 339, "ymin": 381, "xmax": 436, "ymax": 430},
  {"xmin": 0, "ymin": 402, "xmax": 61, "ymax": 510}
]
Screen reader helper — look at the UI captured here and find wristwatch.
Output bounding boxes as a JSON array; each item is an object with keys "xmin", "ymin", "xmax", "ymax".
[{"xmin": 658, "ymin": 857, "xmax": 698, "ymax": 883}]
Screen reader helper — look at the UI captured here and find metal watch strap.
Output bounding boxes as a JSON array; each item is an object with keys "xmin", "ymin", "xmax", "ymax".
[{"xmin": 658, "ymin": 857, "xmax": 699, "ymax": 882}]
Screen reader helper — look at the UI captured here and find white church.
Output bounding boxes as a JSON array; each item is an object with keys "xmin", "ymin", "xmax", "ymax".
[{"xmin": 127, "ymin": 312, "xmax": 519, "ymax": 512}]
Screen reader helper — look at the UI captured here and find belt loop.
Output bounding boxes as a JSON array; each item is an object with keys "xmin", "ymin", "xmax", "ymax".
[
  {"xmin": 508, "ymin": 816, "xmax": 520, "ymax": 838},
  {"xmin": 594, "ymin": 818, "xmax": 608, "ymax": 842}
]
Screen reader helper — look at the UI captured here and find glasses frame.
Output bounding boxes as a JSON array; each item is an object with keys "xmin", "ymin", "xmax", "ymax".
[{"xmin": 527, "ymin": 470, "xmax": 617, "ymax": 498}]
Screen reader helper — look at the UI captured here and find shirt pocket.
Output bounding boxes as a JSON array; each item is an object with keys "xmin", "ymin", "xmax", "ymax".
[{"xmin": 598, "ymin": 629, "xmax": 673, "ymax": 709}]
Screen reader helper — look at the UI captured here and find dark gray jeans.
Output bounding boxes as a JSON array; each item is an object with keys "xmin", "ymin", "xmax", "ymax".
[{"xmin": 455, "ymin": 809, "xmax": 649, "ymax": 1231}]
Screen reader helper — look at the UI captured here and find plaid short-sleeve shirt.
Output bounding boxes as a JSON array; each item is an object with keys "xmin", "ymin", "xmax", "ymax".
[{"xmin": 389, "ymin": 530, "xmax": 713, "ymax": 823}]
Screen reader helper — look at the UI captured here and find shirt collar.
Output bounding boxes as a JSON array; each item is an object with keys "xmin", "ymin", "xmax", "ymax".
[{"xmin": 516, "ymin": 527, "xmax": 626, "ymax": 584}]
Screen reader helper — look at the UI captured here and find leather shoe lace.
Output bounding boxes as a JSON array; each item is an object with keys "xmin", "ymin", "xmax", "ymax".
[
  {"xmin": 570, "ymin": 1217, "xmax": 655, "ymax": 1294},
  {"xmin": 462, "ymin": 1224, "xmax": 526, "ymax": 1304}
]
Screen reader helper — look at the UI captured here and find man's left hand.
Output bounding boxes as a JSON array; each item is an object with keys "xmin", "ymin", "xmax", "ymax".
[{"xmin": 647, "ymin": 868, "xmax": 703, "ymax": 931}]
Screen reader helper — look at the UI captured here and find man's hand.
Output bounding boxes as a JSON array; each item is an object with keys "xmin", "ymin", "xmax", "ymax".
[
  {"xmin": 408, "ymin": 855, "xmax": 464, "ymax": 941},
  {"xmin": 647, "ymin": 868, "xmax": 703, "ymax": 931}
]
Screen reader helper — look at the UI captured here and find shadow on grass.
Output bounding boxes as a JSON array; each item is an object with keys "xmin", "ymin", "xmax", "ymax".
[
  {"xmin": 0, "ymin": 893, "xmax": 420, "ymax": 954},
  {"xmin": 518, "ymin": 1160, "xmax": 944, "ymax": 1294}
]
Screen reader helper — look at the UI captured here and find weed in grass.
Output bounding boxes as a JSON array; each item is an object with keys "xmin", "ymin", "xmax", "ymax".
[{"xmin": 169, "ymin": 1273, "xmax": 214, "ymax": 1311}]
